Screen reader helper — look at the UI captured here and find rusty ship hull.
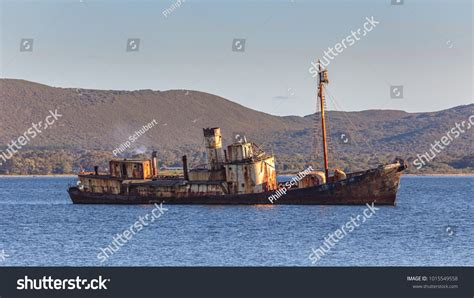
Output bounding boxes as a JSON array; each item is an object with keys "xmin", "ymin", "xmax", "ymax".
[
  {"xmin": 68, "ymin": 161, "xmax": 405, "ymax": 205},
  {"xmin": 68, "ymin": 68, "xmax": 407, "ymax": 205}
]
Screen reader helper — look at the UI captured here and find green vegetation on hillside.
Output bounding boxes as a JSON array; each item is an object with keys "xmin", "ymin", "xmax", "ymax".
[
  {"xmin": 0, "ymin": 79, "xmax": 472, "ymax": 175},
  {"xmin": 0, "ymin": 149, "xmax": 471, "ymax": 175}
]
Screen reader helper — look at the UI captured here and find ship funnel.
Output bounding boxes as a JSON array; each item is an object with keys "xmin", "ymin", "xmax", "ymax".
[
  {"xmin": 182, "ymin": 155, "xmax": 189, "ymax": 181},
  {"xmin": 151, "ymin": 151, "xmax": 158, "ymax": 177},
  {"xmin": 203, "ymin": 127, "xmax": 223, "ymax": 170}
]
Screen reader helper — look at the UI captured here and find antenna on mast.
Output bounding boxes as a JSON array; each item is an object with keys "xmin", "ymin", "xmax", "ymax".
[{"xmin": 317, "ymin": 60, "xmax": 330, "ymax": 182}]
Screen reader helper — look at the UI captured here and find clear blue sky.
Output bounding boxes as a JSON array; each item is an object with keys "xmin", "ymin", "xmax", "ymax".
[{"xmin": 0, "ymin": 0, "xmax": 472, "ymax": 116}]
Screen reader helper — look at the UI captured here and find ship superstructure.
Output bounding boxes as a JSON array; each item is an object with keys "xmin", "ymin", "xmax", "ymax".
[{"xmin": 69, "ymin": 65, "xmax": 406, "ymax": 205}]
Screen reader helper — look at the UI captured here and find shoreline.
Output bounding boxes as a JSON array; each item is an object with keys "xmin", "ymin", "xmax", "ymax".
[
  {"xmin": 0, "ymin": 174, "xmax": 473, "ymax": 177},
  {"xmin": 403, "ymin": 173, "xmax": 474, "ymax": 177},
  {"xmin": 0, "ymin": 174, "xmax": 76, "ymax": 177}
]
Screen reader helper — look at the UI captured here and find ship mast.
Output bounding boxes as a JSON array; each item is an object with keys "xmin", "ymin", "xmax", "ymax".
[{"xmin": 317, "ymin": 60, "xmax": 329, "ymax": 181}]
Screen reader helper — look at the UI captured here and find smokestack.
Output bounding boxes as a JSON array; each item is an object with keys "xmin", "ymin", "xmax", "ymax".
[
  {"xmin": 151, "ymin": 151, "xmax": 158, "ymax": 177},
  {"xmin": 182, "ymin": 155, "xmax": 189, "ymax": 181},
  {"xmin": 203, "ymin": 127, "xmax": 223, "ymax": 170},
  {"xmin": 94, "ymin": 166, "xmax": 99, "ymax": 175}
]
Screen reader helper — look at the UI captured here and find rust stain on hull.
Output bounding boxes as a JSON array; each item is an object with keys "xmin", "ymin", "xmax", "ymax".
[{"xmin": 69, "ymin": 160, "xmax": 406, "ymax": 205}]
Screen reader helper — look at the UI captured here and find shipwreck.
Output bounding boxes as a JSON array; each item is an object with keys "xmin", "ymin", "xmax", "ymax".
[{"xmin": 68, "ymin": 64, "xmax": 407, "ymax": 205}]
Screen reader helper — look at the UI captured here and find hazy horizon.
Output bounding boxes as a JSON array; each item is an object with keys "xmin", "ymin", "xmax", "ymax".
[
  {"xmin": 1, "ymin": 0, "xmax": 472, "ymax": 116},
  {"xmin": 1, "ymin": 77, "xmax": 472, "ymax": 116}
]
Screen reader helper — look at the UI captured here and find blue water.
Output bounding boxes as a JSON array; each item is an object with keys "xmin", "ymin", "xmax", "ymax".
[{"xmin": 0, "ymin": 176, "xmax": 472, "ymax": 266}]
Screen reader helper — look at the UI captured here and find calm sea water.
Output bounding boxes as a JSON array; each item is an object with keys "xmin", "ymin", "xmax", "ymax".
[{"xmin": 0, "ymin": 176, "xmax": 472, "ymax": 266}]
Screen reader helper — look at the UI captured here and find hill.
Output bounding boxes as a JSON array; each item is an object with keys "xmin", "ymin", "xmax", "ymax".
[{"xmin": 0, "ymin": 79, "xmax": 472, "ymax": 174}]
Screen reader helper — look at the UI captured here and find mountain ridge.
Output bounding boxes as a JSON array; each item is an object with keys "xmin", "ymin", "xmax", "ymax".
[{"xmin": 0, "ymin": 79, "xmax": 472, "ymax": 174}]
